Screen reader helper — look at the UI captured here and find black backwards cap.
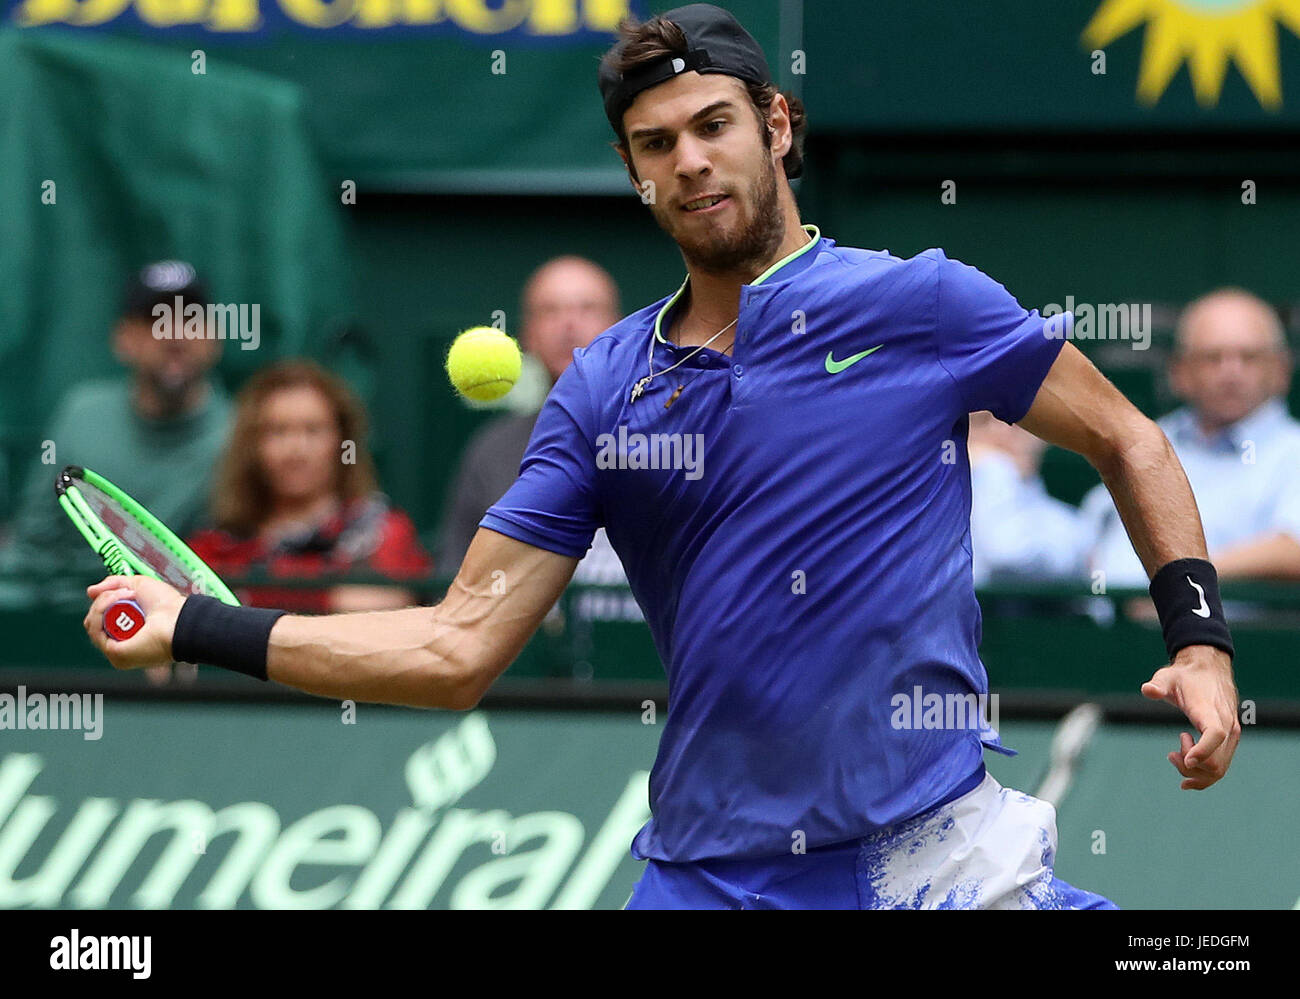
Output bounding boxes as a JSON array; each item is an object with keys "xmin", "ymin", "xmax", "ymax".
[{"xmin": 599, "ymin": 4, "xmax": 785, "ymax": 165}]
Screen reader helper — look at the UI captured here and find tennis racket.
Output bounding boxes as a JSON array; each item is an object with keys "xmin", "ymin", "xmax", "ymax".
[{"xmin": 55, "ymin": 465, "xmax": 238, "ymax": 642}]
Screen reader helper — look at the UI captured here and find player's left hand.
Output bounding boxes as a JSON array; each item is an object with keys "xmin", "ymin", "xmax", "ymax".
[{"xmin": 1141, "ymin": 645, "xmax": 1240, "ymax": 790}]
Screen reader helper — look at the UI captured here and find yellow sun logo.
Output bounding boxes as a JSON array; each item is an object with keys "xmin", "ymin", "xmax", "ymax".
[{"xmin": 1084, "ymin": 0, "xmax": 1300, "ymax": 107}]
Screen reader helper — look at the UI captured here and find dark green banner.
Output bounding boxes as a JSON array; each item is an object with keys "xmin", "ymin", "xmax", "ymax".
[
  {"xmin": 0, "ymin": 1, "xmax": 786, "ymax": 188},
  {"xmin": 8, "ymin": 1, "xmax": 1300, "ymax": 190},
  {"xmin": 807, "ymin": 0, "xmax": 1300, "ymax": 130},
  {"xmin": 0, "ymin": 701, "xmax": 1295, "ymax": 908},
  {"xmin": 0, "ymin": 704, "xmax": 658, "ymax": 909}
]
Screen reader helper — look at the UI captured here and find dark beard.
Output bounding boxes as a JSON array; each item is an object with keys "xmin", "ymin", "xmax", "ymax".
[
  {"xmin": 656, "ymin": 156, "xmax": 786, "ymax": 278},
  {"xmin": 143, "ymin": 369, "xmax": 200, "ymax": 415}
]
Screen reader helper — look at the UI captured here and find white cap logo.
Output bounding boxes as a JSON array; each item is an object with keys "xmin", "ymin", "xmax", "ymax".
[
  {"xmin": 671, "ymin": 57, "xmax": 686, "ymax": 74},
  {"xmin": 142, "ymin": 260, "xmax": 196, "ymax": 292}
]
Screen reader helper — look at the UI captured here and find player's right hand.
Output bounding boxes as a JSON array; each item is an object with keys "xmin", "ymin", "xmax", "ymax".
[{"xmin": 84, "ymin": 575, "xmax": 184, "ymax": 671}]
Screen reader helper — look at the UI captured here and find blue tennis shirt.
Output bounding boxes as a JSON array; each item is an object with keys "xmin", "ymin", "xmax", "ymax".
[{"xmin": 481, "ymin": 225, "xmax": 1067, "ymax": 862}]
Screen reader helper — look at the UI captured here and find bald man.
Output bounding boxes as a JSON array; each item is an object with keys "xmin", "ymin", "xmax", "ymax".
[
  {"xmin": 1083, "ymin": 289, "xmax": 1300, "ymax": 584},
  {"xmin": 438, "ymin": 257, "xmax": 622, "ymax": 569}
]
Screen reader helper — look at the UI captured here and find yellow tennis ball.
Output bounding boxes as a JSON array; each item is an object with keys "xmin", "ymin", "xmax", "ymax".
[{"xmin": 446, "ymin": 327, "xmax": 522, "ymax": 402}]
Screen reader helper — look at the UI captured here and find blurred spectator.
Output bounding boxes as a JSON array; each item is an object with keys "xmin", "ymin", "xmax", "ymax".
[
  {"xmin": 0, "ymin": 261, "xmax": 229, "ymax": 606},
  {"xmin": 438, "ymin": 256, "xmax": 623, "ymax": 570},
  {"xmin": 1083, "ymin": 288, "xmax": 1300, "ymax": 585},
  {"xmin": 188, "ymin": 360, "xmax": 431, "ymax": 613},
  {"xmin": 967, "ymin": 410, "xmax": 1089, "ymax": 586}
]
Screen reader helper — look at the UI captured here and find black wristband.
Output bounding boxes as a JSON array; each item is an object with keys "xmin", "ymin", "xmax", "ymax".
[
  {"xmin": 1148, "ymin": 558, "xmax": 1234, "ymax": 662},
  {"xmin": 172, "ymin": 595, "xmax": 286, "ymax": 681}
]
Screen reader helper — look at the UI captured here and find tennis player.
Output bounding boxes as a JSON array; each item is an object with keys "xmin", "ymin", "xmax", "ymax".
[{"xmin": 85, "ymin": 4, "xmax": 1240, "ymax": 909}]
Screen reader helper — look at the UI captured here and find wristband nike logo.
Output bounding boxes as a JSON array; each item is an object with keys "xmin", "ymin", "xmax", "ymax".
[
  {"xmin": 1186, "ymin": 576, "xmax": 1211, "ymax": 618},
  {"xmin": 825, "ymin": 344, "xmax": 883, "ymax": 374}
]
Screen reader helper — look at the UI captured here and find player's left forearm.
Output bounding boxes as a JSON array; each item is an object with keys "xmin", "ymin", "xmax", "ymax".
[
  {"xmin": 1019, "ymin": 346, "xmax": 1238, "ymax": 783},
  {"xmin": 1018, "ymin": 344, "xmax": 1212, "ymax": 581},
  {"xmin": 1091, "ymin": 421, "xmax": 1210, "ymax": 580}
]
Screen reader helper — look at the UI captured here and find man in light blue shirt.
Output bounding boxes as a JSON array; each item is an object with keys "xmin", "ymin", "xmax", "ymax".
[
  {"xmin": 968, "ymin": 411, "xmax": 1089, "ymax": 585},
  {"xmin": 1084, "ymin": 289, "xmax": 1300, "ymax": 586}
]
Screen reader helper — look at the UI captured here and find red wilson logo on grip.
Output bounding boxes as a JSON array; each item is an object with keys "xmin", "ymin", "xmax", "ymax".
[{"xmin": 104, "ymin": 601, "xmax": 145, "ymax": 642}]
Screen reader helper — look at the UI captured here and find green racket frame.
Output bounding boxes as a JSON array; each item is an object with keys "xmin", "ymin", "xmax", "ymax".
[{"xmin": 55, "ymin": 465, "xmax": 239, "ymax": 606}]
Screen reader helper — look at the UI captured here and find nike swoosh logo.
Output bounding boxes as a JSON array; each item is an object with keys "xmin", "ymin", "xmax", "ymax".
[
  {"xmin": 1187, "ymin": 576, "xmax": 1211, "ymax": 618},
  {"xmin": 825, "ymin": 344, "xmax": 884, "ymax": 374}
]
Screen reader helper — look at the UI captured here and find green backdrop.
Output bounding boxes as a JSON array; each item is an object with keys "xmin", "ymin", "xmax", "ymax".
[{"xmin": 0, "ymin": 26, "xmax": 355, "ymax": 518}]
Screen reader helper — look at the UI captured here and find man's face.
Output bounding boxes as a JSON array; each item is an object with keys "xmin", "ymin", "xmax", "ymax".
[
  {"xmin": 113, "ymin": 315, "xmax": 220, "ymax": 403},
  {"xmin": 522, "ymin": 262, "xmax": 621, "ymax": 382},
  {"xmin": 620, "ymin": 73, "xmax": 787, "ymax": 274},
  {"xmin": 1170, "ymin": 297, "xmax": 1291, "ymax": 429}
]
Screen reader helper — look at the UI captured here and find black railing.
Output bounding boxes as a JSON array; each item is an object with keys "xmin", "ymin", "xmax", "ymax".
[{"xmin": 0, "ymin": 573, "xmax": 1296, "ymax": 702}]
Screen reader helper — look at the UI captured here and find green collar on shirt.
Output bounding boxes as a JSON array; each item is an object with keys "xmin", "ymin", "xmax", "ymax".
[{"xmin": 652, "ymin": 223, "xmax": 822, "ymax": 345}]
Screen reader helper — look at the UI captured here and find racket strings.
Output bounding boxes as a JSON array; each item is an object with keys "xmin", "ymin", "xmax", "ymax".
[{"xmin": 76, "ymin": 479, "xmax": 205, "ymax": 595}]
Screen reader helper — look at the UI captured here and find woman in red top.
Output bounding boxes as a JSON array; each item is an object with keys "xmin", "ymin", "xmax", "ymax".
[{"xmin": 188, "ymin": 360, "xmax": 433, "ymax": 614}]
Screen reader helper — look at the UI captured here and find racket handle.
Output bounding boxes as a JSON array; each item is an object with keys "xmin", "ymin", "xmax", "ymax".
[{"xmin": 104, "ymin": 599, "xmax": 146, "ymax": 641}]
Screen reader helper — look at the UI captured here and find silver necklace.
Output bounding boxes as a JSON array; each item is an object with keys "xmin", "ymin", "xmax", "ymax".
[{"xmin": 630, "ymin": 315, "xmax": 738, "ymax": 403}]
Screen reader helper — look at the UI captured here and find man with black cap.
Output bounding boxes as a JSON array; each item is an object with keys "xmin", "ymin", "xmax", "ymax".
[
  {"xmin": 84, "ymin": 7, "xmax": 1238, "ymax": 909},
  {"xmin": 2, "ymin": 261, "xmax": 229, "ymax": 608}
]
